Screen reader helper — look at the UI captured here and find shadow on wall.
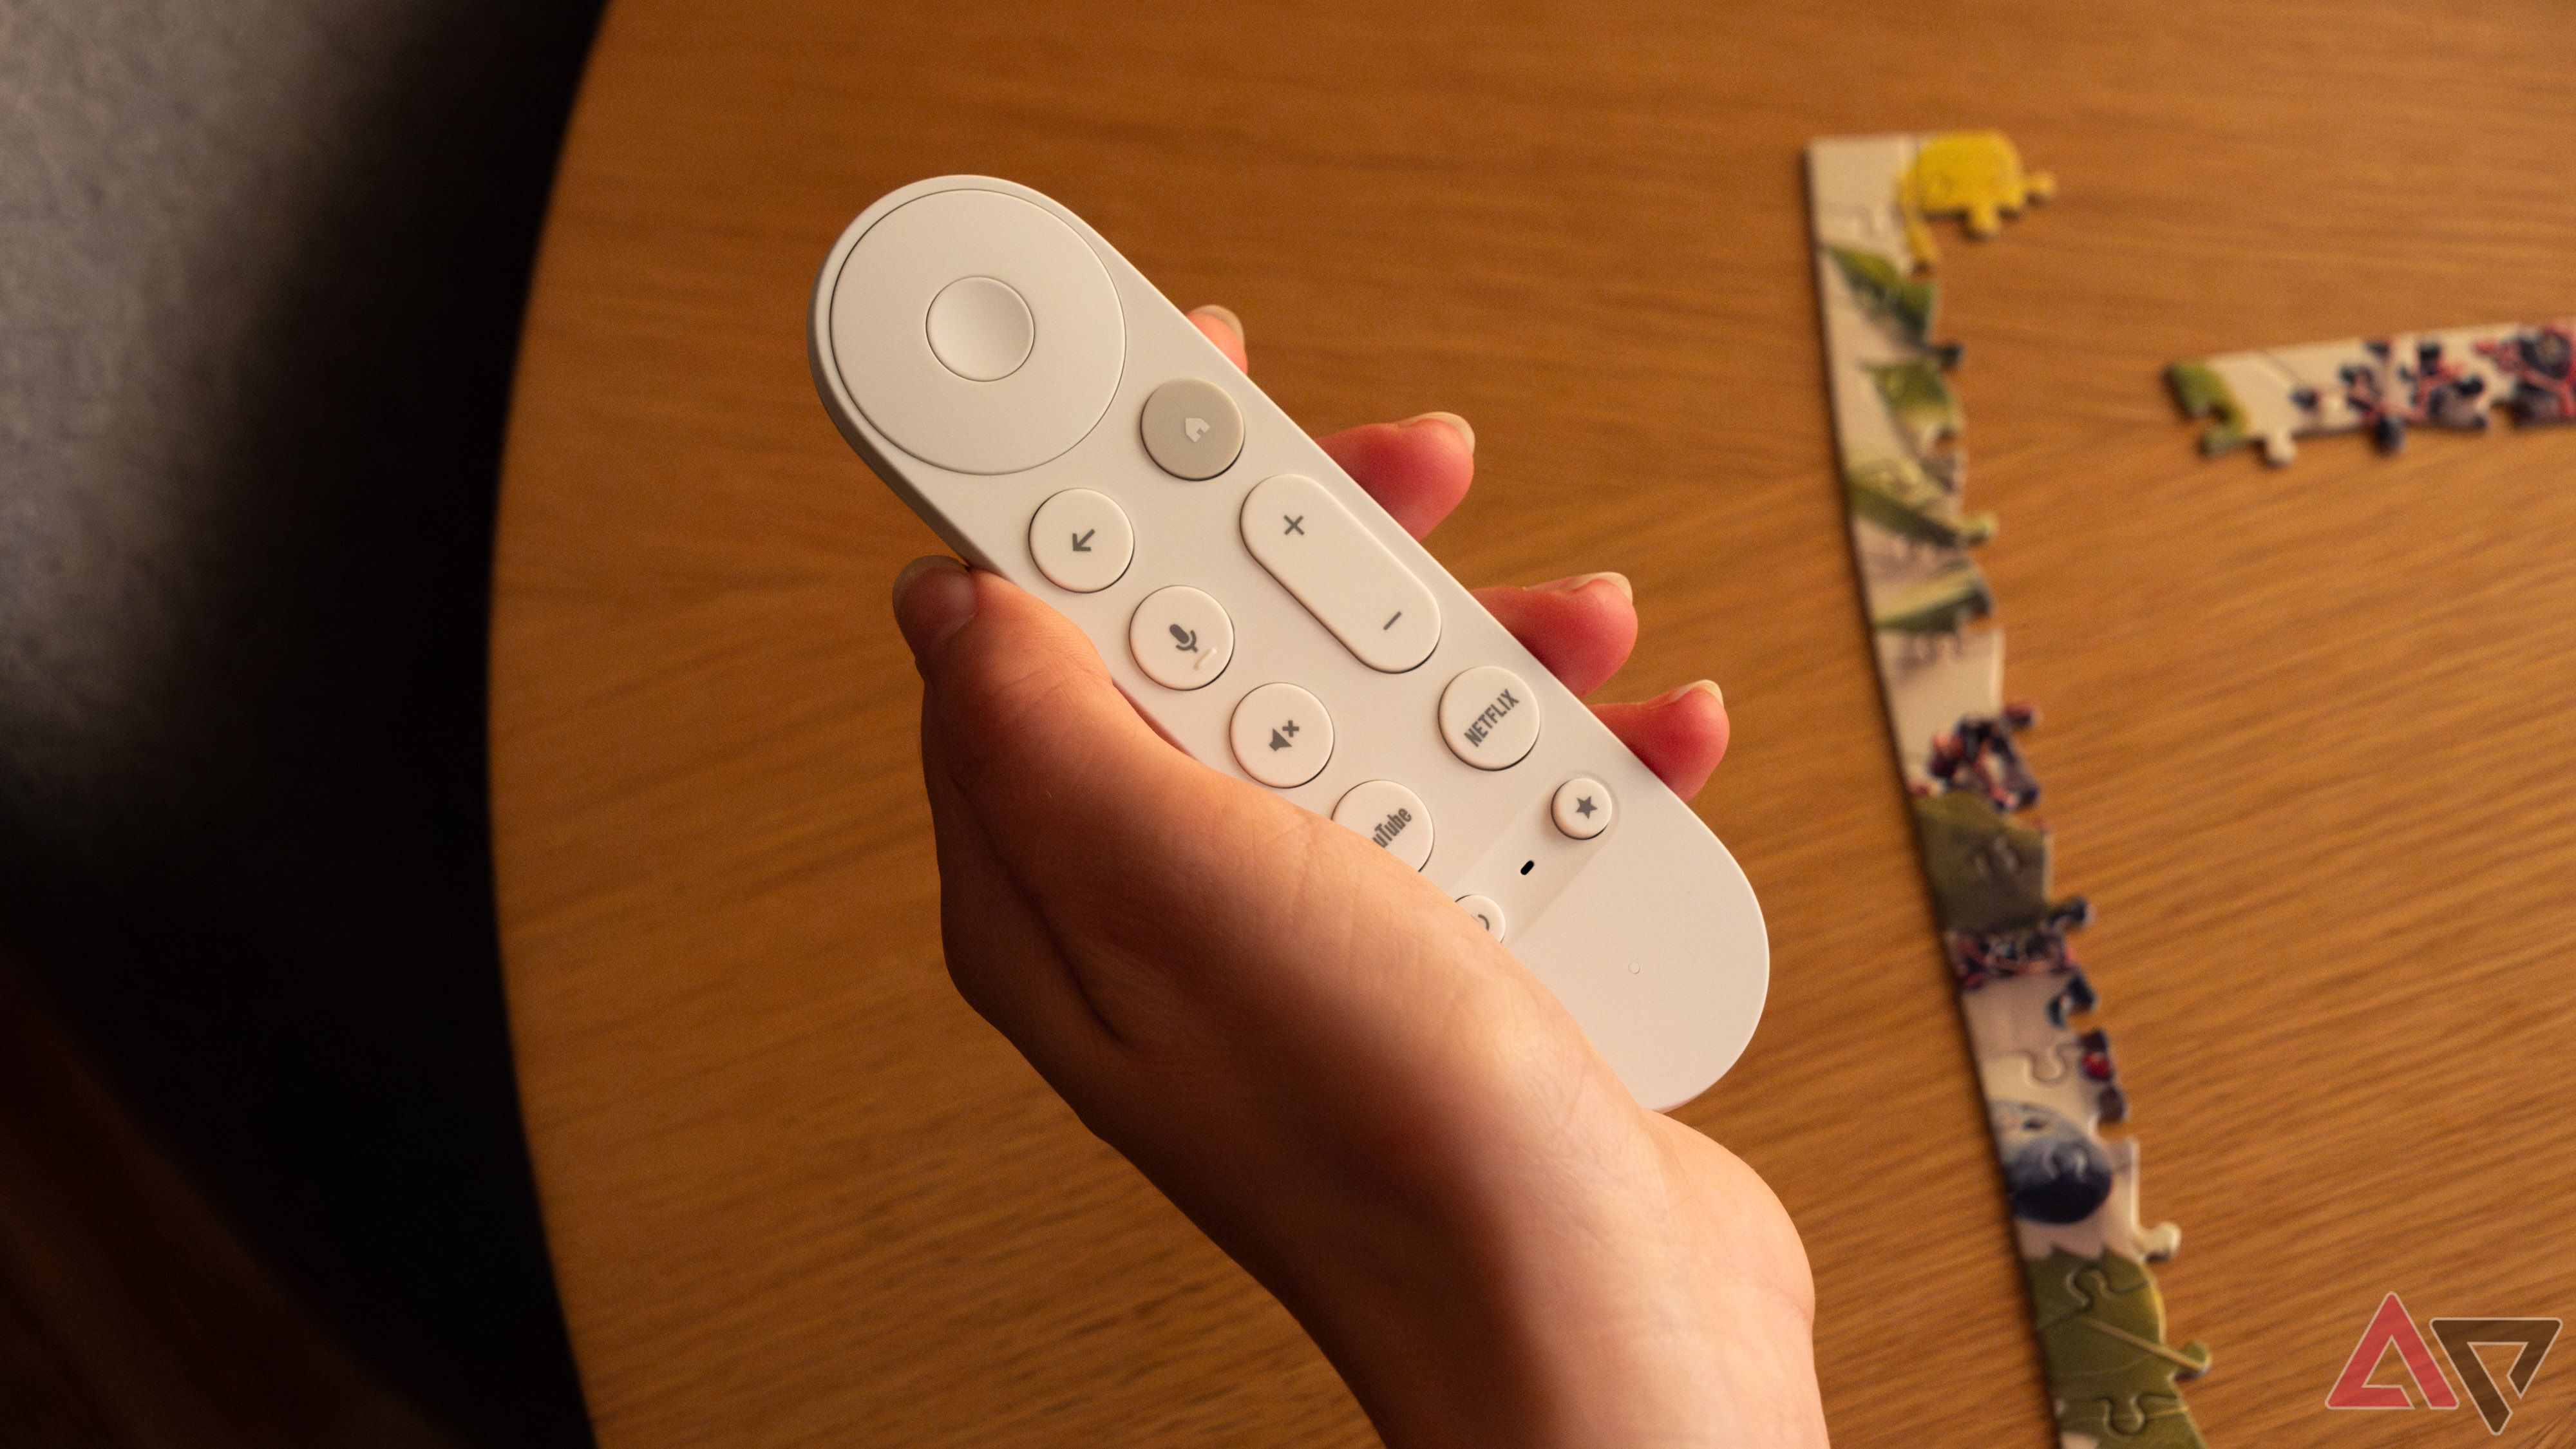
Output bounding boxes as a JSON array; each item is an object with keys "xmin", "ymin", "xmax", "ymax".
[{"xmin": 1, "ymin": 1, "xmax": 605, "ymax": 1444}]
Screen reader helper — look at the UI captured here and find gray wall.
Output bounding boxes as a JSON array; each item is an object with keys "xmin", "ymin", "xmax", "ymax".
[{"xmin": 2, "ymin": 1, "xmax": 605, "ymax": 1441}]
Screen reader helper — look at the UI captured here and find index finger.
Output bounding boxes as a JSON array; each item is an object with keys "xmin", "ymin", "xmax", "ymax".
[
  {"xmin": 1188, "ymin": 305, "xmax": 1249, "ymax": 372},
  {"xmin": 1186, "ymin": 303, "xmax": 1475, "ymax": 540}
]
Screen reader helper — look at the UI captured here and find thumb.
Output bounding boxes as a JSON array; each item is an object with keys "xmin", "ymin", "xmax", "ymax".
[{"xmin": 891, "ymin": 556, "xmax": 1231, "ymax": 904}]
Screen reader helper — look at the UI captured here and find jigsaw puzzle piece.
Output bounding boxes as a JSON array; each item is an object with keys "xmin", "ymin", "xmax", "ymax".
[
  {"xmin": 2060, "ymin": 1028, "xmax": 2119, "ymax": 1108},
  {"xmin": 1899, "ymin": 129, "xmax": 2054, "ymax": 263},
  {"xmin": 1846, "ymin": 454, "xmax": 1992, "ymax": 549},
  {"xmin": 2474, "ymin": 318, "xmax": 2576, "ymax": 422},
  {"xmin": 1911, "ymin": 786, "xmax": 2083, "ymax": 934},
  {"xmin": 2415, "ymin": 325, "xmax": 2517, "ymax": 433},
  {"xmin": 1986, "ymin": 1091, "xmax": 2116, "ymax": 1230},
  {"xmin": 1870, "ymin": 560, "xmax": 1992, "ymax": 646},
  {"xmin": 1806, "ymin": 134, "xmax": 1922, "ymax": 265},
  {"xmin": 1819, "ymin": 336, "xmax": 1956, "ymax": 491},
  {"xmin": 1823, "ymin": 245, "xmax": 1949, "ymax": 353},
  {"xmin": 2084, "ymin": 1137, "xmax": 2179, "ymax": 1263},
  {"xmin": 1923, "ymin": 701, "xmax": 2042, "ymax": 810},
  {"xmin": 2168, "ymin": 354, "xmax": 2293, "ymax": 464},
  {"xmin": 1962, "ymin": 970, "xmax": 2101, "ymax": 1077},
  {"xmin": 1866, "ymin": 357, "xmax": 1965, "ymax": 464},
  {"xmin": 2029, "ymin": 1247, "xmax": 2210, "ymax": 1448},
  {"xmin": 1854, "ymin": 537, "xmax": 1978, "ymax": 625},
  {"xmin": 1846, "ymin": 466, "xmax": 1985, "ymax": 621},
  {"xmin": 2170, "ymin": 339, "xmax": 2376, "ymax": 464},
  {"xmin": 1945, "ymin": 904, "xmax": 2092, "ymax": 989},
  {"xmin": 2058, "ymin": 1395, "xmax": 2204, "ymax": 1449},
  {"xmin": 1875, "ymin": 628, "xmax": 2004, "ymax": 791},
  {"xmin": 2340, "ymin": 330, "xmax": 2514, "ymax": 451},
  {"xmin": 1985, "ymin": 1050, "xmax": 2177, "ymax": 1262}
]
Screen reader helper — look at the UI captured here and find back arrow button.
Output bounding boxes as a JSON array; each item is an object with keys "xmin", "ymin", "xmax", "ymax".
[{"xmin": 1028, "ymin": 488, "xmax": 1132, "ymax": 594}]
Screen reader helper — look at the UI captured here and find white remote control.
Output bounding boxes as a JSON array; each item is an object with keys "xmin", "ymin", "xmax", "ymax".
[{"xmin": 810, "ymin": 177, "xmax": 1766, "ymax": 1109}]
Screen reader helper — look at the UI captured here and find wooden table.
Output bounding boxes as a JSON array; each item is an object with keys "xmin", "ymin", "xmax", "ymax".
[{"xmin": 491, "ymin": 3, "xmax": 2576, "ymax": 1443}]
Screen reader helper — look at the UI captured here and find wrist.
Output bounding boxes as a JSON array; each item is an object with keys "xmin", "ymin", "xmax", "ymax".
[{"xmin": 1293, "ymin": 1112, "xmax": 1821, "ymax": 1449}]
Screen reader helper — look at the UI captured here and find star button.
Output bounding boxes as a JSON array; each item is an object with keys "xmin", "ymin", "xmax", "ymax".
[{"xmin": 1553, "ymin": 777, "xmax": 1610, "ymax": 840}]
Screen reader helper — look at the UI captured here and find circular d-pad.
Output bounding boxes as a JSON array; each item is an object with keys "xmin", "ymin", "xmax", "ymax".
[{"xmin": 828, "ymin": 189, "xmax": 1124, "ymax": 475}]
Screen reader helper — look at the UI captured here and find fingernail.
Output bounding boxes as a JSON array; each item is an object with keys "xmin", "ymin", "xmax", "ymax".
[
  {"xmin": 891, "ymin": 555, "xmax": 975, "ymax": 663},
  {"xmin": 1405, "ymin": 410, "xmax": 1475, "ymax": 455},
  {"xmin": 1535, "ymin": 571, "xmax": 1632, "ymax": 602},
  {"xmin": 1654, "ymin": 679, "xmax": 1723, "ymax": 709},
  {"xmin": 1189, "ymin": 304, "xmax": 1245, "ymax": 345}
]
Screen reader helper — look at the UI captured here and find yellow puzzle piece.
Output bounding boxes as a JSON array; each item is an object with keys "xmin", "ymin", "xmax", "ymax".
[{"xmin": 1900, "ymin": 130, "xmax": 2055, "ymax": 265}]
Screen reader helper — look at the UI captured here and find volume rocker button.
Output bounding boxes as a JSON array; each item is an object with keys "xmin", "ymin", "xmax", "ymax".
[{"xmin": 1240, "ymin": 473, "xmax": 1441, "ymax": 672}]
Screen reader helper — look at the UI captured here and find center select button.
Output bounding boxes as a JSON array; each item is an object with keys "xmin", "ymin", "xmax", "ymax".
[
  {"xmin": 924, "ymin": 276, "xmax": 1036, "ymax": 381},
  {"xmin": 1240, "ymin": 473, "xmax": 1441, "ymax": 672},
  {"xmin": 1438, "ymin": 665, "xmax": 1538, "ymax": 769},
  {"xmin": 1141, "ymin": 378, "xmax": 1245, "ymax": 480}
]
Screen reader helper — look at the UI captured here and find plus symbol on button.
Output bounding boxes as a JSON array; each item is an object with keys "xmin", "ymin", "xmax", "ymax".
[{"xmin": 1282, "ymin": 515, "xmax": 1305, "ymax": 535}]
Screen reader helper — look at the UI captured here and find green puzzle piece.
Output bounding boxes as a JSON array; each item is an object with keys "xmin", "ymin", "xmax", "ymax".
[
  {"xmin": 1824, "ymin": 244, "xmax": 1940, "ymax": 347},
  {"xmin": 1866, "ymin": 358, "xmax": 1964, "ymax": 457},
  {"xmin": 2025, "ymin": 1249, "xmax": 2211, "ymax": 1448},
  {"xmin": 2164, "ymin": 359, "xmax": 2255, "ymax": 457},
  {"xmin": 2061, "ymin": 1394, "xmax": 2199, "ymax": 1448},
  {"xmin": 1844, "ymin": 457, "xmax": 1996, "ymax": 549},
  {"xmin": 1870, "ymin": 560, "xmax": 1993, "ymax": 639},
  {"xmin": 1909, "ymin": 787, "xmax": 2049, "ymax": 933}
]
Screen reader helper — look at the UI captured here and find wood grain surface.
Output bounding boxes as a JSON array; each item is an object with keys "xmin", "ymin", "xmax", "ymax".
[{"xmin": 489, "ymin": 3, "xmax": 2576, "ymax": 1443}]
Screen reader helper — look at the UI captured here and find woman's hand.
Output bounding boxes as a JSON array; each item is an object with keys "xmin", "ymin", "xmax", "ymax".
[{"xmin": 888, "ymin": 305, "xmax": 1828, "ymax": 1448}]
